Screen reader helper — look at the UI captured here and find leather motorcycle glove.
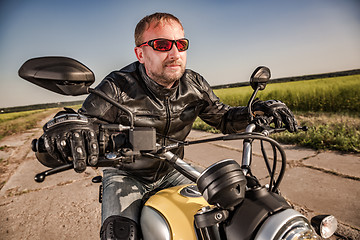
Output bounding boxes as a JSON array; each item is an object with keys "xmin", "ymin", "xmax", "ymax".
[
  {"xmin": 252, "ymin": 99, "xmax": 298, "ymax": 132},
  {"xmin": 39, "ymin": 109, "xmax": 99, "ymax": 173}
]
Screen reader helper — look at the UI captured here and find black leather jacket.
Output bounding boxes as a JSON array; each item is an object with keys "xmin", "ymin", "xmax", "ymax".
[{"xmin": 80, "ymin": 61, "xmax": 249, "ymax": 182}]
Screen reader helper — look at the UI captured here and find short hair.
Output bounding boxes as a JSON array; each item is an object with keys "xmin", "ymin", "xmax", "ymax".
[{"xmin": 134, "ymin": 12, "xmax": 184, "ymax": 46}]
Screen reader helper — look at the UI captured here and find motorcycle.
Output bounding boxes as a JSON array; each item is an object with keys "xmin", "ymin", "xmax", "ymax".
[{"xmin": 18, "ymin": 56, "xmax": 337, "ymax": 239}]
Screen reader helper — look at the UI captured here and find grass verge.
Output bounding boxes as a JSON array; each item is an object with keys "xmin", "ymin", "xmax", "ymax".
[
  {"xmin": 0, "ymin": 109, "xmax": 56, "ymax": 141},
  {"xmin": 192, "ymin": 112, "xmax": 360, "ymax": 153},
  {"xmin": 0, "ymin": 105, "xmax": 82, "ymax": 141}
]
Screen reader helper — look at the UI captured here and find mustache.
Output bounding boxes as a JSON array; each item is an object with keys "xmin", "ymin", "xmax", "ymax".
[{"xmin": 164, "ymin": 60, "xmax": 182, "ymax": 66}]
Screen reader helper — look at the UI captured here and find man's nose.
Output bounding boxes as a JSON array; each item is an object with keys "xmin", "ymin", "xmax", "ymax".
[{"xmin": 168, "ymin": 45, "xmax": 181, "ymax": 60}]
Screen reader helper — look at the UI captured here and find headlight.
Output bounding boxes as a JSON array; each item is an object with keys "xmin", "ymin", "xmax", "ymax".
[
  {"xmin": 255, "ymin": 209, "xmax": 319, "ymax": 240},
  {"xmin": 280, "ymin": 219, "xmax": 319, "ymax": 240}
]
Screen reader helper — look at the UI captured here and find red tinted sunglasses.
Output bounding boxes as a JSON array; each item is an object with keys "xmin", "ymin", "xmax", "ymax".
[{"xmin": 137, "ymin": 38, "xmax": 189, "ymax": 52}]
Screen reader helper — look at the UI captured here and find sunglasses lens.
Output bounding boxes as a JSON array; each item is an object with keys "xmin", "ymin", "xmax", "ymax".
[
  {"xmin": 153, "ymin": 40, "xmax": 173, "ymax": 51},
  {"xmin": 176, "ymin": 39, "xmax": 189, "ymax": 51},
  {"xmin": 149, "ymin": 39, "xmax": 189, "ymax": 51}
]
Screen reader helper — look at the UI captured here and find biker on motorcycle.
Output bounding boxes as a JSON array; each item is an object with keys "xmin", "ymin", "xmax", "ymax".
[{"xmin": 38, "ymin": 12, "xmax": 297, "ymax": 240}]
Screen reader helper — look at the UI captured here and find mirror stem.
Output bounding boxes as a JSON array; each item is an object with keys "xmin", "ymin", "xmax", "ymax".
[
  {"xmin": 88, "ymin": 88, "xmax": 134, "ymax": 128},
  {"xmin": 247, "ymin": 87, "xmax": 260, "ymax": 121}
]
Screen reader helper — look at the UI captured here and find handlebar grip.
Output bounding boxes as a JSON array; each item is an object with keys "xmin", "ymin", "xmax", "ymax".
[{"xmin": 31, "ymin": 137, "xmax": 47, "ymax": 153}]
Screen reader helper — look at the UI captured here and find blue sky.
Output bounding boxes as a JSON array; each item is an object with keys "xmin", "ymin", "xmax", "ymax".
[{"xmin": 0, "ymin": 0, "xmax": 359, "ymax": 108}]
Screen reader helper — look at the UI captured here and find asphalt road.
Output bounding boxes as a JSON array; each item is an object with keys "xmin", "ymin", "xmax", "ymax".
[{"xmin": 0, "ymin": 126, "xmax": 359, "ymax": 239}]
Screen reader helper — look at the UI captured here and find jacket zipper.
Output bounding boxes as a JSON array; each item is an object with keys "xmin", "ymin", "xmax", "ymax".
[{"xmin": 163, "ymin": 96, "xmax": 171, "ymax": 145}]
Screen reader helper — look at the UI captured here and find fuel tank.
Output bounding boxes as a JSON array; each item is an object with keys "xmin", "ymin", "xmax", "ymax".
[{"xmin": 140, "ymin": 184, "xmax": 209, "ymax": 240}]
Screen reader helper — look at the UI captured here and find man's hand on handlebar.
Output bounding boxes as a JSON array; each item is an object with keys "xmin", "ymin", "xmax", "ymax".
[
  {"xmin": 252, "ymin": 99, "xmax": 298, "ymax": 132},
  {"xmin": 39, "ymin": 109, "xmax": 99, "ymax": 173}
]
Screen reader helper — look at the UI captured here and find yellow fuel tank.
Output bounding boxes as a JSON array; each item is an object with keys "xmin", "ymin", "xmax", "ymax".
[{"xmin": 141, "ymin": 184, "xmax": 209, "ymax": 240}]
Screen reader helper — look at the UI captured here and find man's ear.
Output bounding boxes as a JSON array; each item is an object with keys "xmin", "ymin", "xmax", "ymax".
[{"xmin": 134, "ymin": 47, "xmax": 144, "ymax": 63}]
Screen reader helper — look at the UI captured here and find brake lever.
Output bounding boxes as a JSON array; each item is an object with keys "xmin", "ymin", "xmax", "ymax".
[
  {"xmin": 34, "ymin": 163, "xmax": 73, "ymax": 182},
  {"xmin": 34, "ymin": 154, "xmax": 127, "ymax": 183},
  {"xmin": 298, "ymin": 126, "xmax": 308, "ymax": 131},
  {"xmin": 262, "ymin": 125, "xmax": 308, "ymax": 136}
]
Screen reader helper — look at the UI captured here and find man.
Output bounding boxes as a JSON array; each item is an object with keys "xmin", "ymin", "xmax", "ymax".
[{"xmin": 40, "ymin": 13, "xmax": 297, "ymax": 239}]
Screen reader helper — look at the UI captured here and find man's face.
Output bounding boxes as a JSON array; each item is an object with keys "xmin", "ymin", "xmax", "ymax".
[{"xmin": 135, "ymin": 20, "xmax": 187, "ymax": 88}]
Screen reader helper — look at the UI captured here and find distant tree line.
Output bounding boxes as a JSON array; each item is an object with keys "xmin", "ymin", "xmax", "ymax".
[
  {"xmin": 211, "ymin": 68, "xmax": 360, "ymax": 89},
  {"xmin": 0, "ymin": 100, "xmax": 84, "ymax": 114}
]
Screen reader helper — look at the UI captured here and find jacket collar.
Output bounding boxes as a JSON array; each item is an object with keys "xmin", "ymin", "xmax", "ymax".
[{"xmin": 139, "ymin": 63, "xmax": 179, "ymax": 99}]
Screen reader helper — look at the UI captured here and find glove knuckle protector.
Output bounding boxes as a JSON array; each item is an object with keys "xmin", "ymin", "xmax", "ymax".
[
  {"xmin": 36, "ymin": 112, "xmax": 99, "ymax": 171},
  {"xmin": 252, "ymin": 99, "xmax": 297, "ymax": 132}
]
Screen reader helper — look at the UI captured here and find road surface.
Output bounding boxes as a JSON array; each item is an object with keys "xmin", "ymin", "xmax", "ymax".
[{"xmin": 0, "ymin": 119, "xmax": 359, "ymax": 239}]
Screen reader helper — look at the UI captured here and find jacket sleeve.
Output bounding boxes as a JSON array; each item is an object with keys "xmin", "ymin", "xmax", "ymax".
[
  {"xmin": 194, "ymin": 74, "xmax": 250, "ymax": 134},
  {"xmin": 78, "ymin": 77, "xmax": 120, "ymax": 123}
]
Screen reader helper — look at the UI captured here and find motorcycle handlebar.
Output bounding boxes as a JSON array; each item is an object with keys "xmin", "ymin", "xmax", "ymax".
[{"xmin": 32, "ymin": 122, "xmax": 307, "ymax": 183}]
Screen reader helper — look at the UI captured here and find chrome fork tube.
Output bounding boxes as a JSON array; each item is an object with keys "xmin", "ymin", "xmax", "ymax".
[{"xmin": 163, "ymin": 151, "xmax": 201, "ymax": 182}]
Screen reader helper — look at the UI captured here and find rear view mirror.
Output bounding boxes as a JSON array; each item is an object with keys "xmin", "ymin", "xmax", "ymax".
[
  {"xmin": 18, "ymin": 56, "xmax": 95, "ymax": 96},
  {"xmin": 250, "ymin": 66, "xmax": 271, "ymax": 90}
]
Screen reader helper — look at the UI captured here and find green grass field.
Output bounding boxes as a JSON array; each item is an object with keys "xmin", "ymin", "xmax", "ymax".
[
  {"xmin": 0, "ymin": 109, "xmax": 46, "ymax": 123},
  {"xmin": 195, "ymin": 74, "xmax": 360, "ymax": 153},
  {"xmin": 0, "ymin": 109, "xmax": 47, "ymax": 140},
  {"xmin": 214, "ymin": 74, "xmax": 360, "ymax": 114},
  {"xmin": 0, "ymin": 105, "xmax": 81, "ymax": 141}
]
